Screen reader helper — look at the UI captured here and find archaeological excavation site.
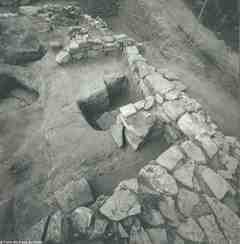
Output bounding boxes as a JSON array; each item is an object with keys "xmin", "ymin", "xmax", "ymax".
[{"xmin": 0, "ymin": 0, "xmax": 239, "ymax": 243}]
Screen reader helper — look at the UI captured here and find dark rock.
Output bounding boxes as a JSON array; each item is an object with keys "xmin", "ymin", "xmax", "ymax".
[{"xmin": 0, "ymin": 16, "xmax": 46, "ymax": 65}]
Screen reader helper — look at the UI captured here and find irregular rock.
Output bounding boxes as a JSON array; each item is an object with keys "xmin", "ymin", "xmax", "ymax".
[
  {"xmin": 129, "ymin": 225, "xmax": 152, "ymax": 244},
  {"xmin": 205, "ymin": 196, "xmax": 240, "ymax": 244},
  {"xmin": 120, "ymin": 111, "xmax": 156, "ymax": 138},
  {"xmin": 144, "ymin": 96, "xmax": 155, "ymax": 110},
  {"xmin": 196, "ymin": 134, "xmax": 218, "ymax": 158},
  {"xmin": 146, "ymin": 228, "xmax": 168, "ymax": 244},
  {"xmin": 145, "ymin": 73, "xmax": 175, "ymax": 95},
  {"xmin": 88, "ymin": 215, "xmax": 109, "ymax": 240},
  {"xmin": 177, "ymin": 113, "xmax": 211, "ymax": 138},
  {"xmin": 45, "ymin": 211, "xmax": 62, "ymax": 244},
  {"xmin": 71, "ymin": 207, "xmax": 93, "ymax": 236},
  {"xmin": 181, "ymin": 140, "xmax": 206, "ymax": 163},
  {"xmin": 54, "ymin": 178, "xmax": 94, "ymax": 213},
  {"xmin": 79, "ymin": 80, "xmax": 109, "ymax": 116},
  {"xmin": 139, "ymin": 164, "xmax": 178, "ymax": 196},
  {"xmin": 198, "ymin": 215, "xmax": 228, "ymax": 244},
  {"xmin": 165, "ymin": 89, "xmax": 181, "ymax": 100},
  {"xmin": 173, "ymin": 161, "xmax": 195, "ymax": 189},
  {"xmin": 199, "ymin": 166, "xmax": 232, "ymax": 199},
  {"xmin": 56, "ymin": 50, "xmax": 71, "ymax": 65},
  {"xmin": 120, "ymin": 103, "xmax": 137, "ymax": 117},
  {"xmin": 162, "ymin": 100, "xmax": 186, "ymax": 121},
  {"xmin": 100, "ymin": 188, "xmax": 141, "ymax": 221},
  {"xmin": 177, "ymin": 218, "xmax": 205, "ymax": 243},
  {"xmin": 140, "ymin": 206, "xmax": 165, "ymax": 227},
  {"xmin": 156, "ymin": 145, "xmax": 184, "ymax": 171},
  {"xmin": 218, "ymin": 154, "xmax": 239, "ymax": 179},
  {"xmin": 115, "ymin": 178, "xmax": 139, "ymax": 193},
  {"xmin": 110, "ymin": 122, "xmax": 124, "ymax": 148},
  {"xmin": 177, "ymin": 188, "xmax": 199, "ymax": 217},
  {"xmin": 159, "ymin": 197, "xmax": 179, "ymax": 227}
]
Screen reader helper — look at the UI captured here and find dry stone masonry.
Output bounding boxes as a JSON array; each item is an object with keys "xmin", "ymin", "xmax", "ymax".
[{"xmin": 12, "ymin": 5, "xmax": 240, "ymax": 244}]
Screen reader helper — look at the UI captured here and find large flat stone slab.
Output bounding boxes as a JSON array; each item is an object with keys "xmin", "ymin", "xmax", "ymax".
[
  {"xmin": 139, "ymin": 164, "xmax": 178, "ymax": 196},
  {"xmin": 156, "ymin": 145, "xmax": 184, "ymax": 171},
  {"xmin": 199, "ymin": 166, "xmax": 232, "ymax": 199},
  {"xmin": 198, "ymin": 215, "xmax": 228, "ymax": 244},
  {"xmin": 205, "ymin": 196, "xmax": 240, "ymax": 244},
  {"xmin": 177, "ymin": 218, "xmax": 205, "ymax": 243}
]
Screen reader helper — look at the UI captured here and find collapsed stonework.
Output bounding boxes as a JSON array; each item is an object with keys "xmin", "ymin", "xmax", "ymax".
[{"xmin": 0, "ymin": 2, "xmax": 239, "ymax": 244}]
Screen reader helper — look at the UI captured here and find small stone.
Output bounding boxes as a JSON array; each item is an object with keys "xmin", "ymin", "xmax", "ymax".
[
  {"xmin": 162, "ymin": 70, "xmax": 179, "ymax": 81},
  {"xmin": 199, "ymin": 166, "xmax": 232, "ymax": 199},
  {"xmin": 196, "ymin": 134, "xmax": 218, "ymax": 158},
  {"xmin": 115, "ymin": 178, "xmax": 139, "ymax": 193},
  {"xmin": 177, "ymin": 188, "xmax": 199, "ymax": 217},
  {"xmin": 120, "ymin": 103, "xmax": 137, "ymax": 117},
  {"xmin": 177, "ymin": 218, "xmax": 205, "ymax": 243},
  {"xmin": 110, "ymin": 123, "xmax": 124, "ymax": 148},
  {"xmin": 155, "ymin": 93, "xmax": 164, "ymax": 104},
  {"xmin": 139, "ymin": 164, "xmax": 178, "ymax": 196},
  {"xmin": 125, "ymin": 45, "xmax": 139, "ymax": 55},
  {"xmin": 205, "ymin": 196, "xmax": 240, "ymax": 244},
  {"xmin": 165, "ymin": 89, "xmax": 181, "ymax": 100},
  {"xmin": 50, "ymin": 41, "xmax": 63, "ymax": 50},
  {"xmin": 134, "ymin": 100, "xmax": 145, "ymax": 110},
  {"xmin": 100, "ymin": 188, "xmax": 141, "ymax": 221},
  {"xmin": 144, "ymin": 96, "xmax": 155, "ymax": 110},
  {"xmin": 198, "ymin": 215, "xmax": 228, "ymax": 244},
  {"xmin": 146, "ymin": 228, "xmax": 168, "ymax": 244},
  {"xmin": 45, "ymin": 211, "xmax": 62, "ymax": 244},
  {"xmin": 162, "ymin": 100, "xmax": 186, "ymax": 121},
  {"xmin": 56, "ymin": 50, "xmax": 71, "ymax": 65},
  {"xmin": 173, "ymin": 161, "xmax": 195, "ymax": 189},
  {"xmin": 159, "ymin": 197, "xmax": 179, "ymax": 227},
  {"xmin": 181, "ymin": 140, "xmax": 206, "ymax": 163},
  {"xmin": 68, "ymin": 40, "xmax": 80, "ymax": 54},
  {"xmin": 71, "ymin": 207, "xmax": 93, "ymax": 236}
]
